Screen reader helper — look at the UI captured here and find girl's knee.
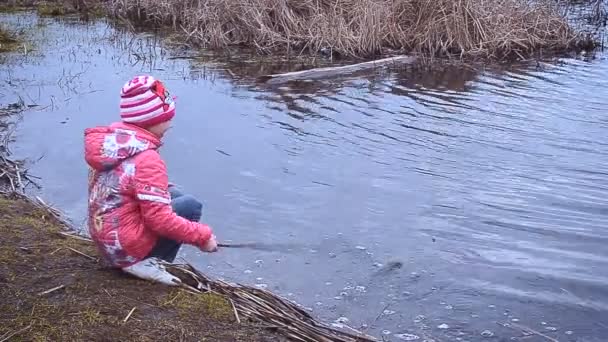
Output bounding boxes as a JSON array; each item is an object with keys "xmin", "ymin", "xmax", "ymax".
[{"xmin": 172, "ymin": 195, "xmax": 203, "ymax": 222}]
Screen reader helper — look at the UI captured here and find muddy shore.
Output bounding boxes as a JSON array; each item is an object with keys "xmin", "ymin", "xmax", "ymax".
[{"xmin": 0, "ymin": 193, "xmax": 285, "ymax": 341}]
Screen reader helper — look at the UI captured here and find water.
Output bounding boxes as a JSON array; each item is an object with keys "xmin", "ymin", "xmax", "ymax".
[{"xmin": 2, "ymin": 12, "xmax": 608, "ymax": 341}]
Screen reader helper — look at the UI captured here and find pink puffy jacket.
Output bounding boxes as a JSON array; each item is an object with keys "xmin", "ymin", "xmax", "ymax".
[{"xmin": 84, "ymin": 121, "xmax": 212, "ymax": 267}]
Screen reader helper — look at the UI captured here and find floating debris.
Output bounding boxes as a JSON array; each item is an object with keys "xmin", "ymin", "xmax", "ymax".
[
  {"xmin": 334, "ymin": 296, "xmax": 342, "ymax": 300},
  {"xmin": 373, "ymin": 262, "xmax": 384, "ymax": 268},
  {"xmin": 355, "ymin": 246, "xmax": 367, "ymax": 251},
  {"xmin": 546, "ymin": 327, "xmax": 558, "ymax": 331},
  {"xmin": 541, "ymin": 322, "xmax": 547, "ymax": 325},
  {"xmin": 413, "ymin": 315, "xmax": 426, "ymax": 323},
  {"xmin": 395, "ymin": 333, "xmax": 420, "ymax": 340},
  {"xmin": 335, "ymin": 317, "xmax": 349, "ymax": 324},
  {"xmin": 244, "ymin": 269, "xmax": 253, "ymax": 274},
  {"xmin": 565, "ymin": 331, "xmax": 573, "ymax": 335},
  {"xmin": 255, "ymin": 259, "xmax": 263, "ymax": 264},
  {"xmin": 329, "ymin": 252, "xmax": 337, "ymax": 258},
  {"xmin": 437, "ymin": 323, "xmax": 449, "ymax": 330},
  {"xmin": 480, "ymin": 330, "xmax": 494, "ymax": 337},
  {"xmin": 343, "ymin": 285, "xmax": 354, "ymax": 291},
  {"xmin": 325, "ymin": 282, "xmax": 333, "ymax": 286},
  {"xmin": 355, "ymin": 286, "xmax": 366, "ymax": 293},
  {"xmin": 256, "ymin": 277, "xmax": 263, "ymax": 281},
  {"xmin": 511, "ymin": 318, "xmax": 520, "ymax": 322},
  {"xmin": 255, "ymin": 283, "xmax": 268, "ymax": 289},
  {"xmin": 444, "ymin": 305, "xmax": 453, "ymax": 310},
  {"xmin": 471, "ymin": 314, "xmax": 479, "ymax": 318},
  {"xmin": 383, "ymin": 309, "xmax": 396, "ymax": 315},
  {"xmin": 382, "ymin": 330, "xmax": 391, "ymax": 335},
  {"xmin": 315, "ymin": 302, "xmax": 323, "ymax": 306},
  {"xmin": 488, "ymin": 304, "xmax": 496, "ymax": 308}
]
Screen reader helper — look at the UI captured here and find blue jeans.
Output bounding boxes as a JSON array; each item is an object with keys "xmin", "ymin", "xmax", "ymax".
[{"xmin": 145, "ymin": 187, "xmax": 203, "ymax": 262}]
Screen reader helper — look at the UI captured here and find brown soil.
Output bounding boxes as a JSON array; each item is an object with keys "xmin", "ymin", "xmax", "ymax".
[{"xmin": 0, "ymin": 194, "xmax": 284, "ymax": 342}]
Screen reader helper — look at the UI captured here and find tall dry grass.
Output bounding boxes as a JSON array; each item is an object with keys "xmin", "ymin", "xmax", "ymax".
[{"xmin": 107, "ymin": 0, "xmax": 588, "ymax": 59}]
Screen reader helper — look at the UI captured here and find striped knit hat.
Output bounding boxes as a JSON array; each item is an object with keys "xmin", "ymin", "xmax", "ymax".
[{"xmin": 120, "ymin": 75, "xmax": 176, "ymax": 128}]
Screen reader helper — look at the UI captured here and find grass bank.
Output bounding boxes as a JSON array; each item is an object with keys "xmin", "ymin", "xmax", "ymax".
[{"xmin": 0, "ymin": 193, "xmax": 283, "ymax": 342}]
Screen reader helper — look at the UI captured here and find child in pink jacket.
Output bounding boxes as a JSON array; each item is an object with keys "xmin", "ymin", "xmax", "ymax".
[{"xmin": 84, "ymin": 75, "xmax": 217, "ymax": 285}]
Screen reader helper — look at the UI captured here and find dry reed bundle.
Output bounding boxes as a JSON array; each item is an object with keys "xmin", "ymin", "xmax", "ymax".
[
  {"xmin": 166, "ymin": 263, "xmax": 379, "ymax": 342},
  {"xmin": 107, "ymin": 0, "xmax": 588, "ymax": 59},
  {"xmin": 0, "ymin": 102, "xmax": 39, "ymax": 194}
]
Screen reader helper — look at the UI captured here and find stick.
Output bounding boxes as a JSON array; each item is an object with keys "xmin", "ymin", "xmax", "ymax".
[
  {"xmin": 230, "ymin": 299, "xmax": 241, "ymax": 324},
  {"xmin": 259, "ymin": 55, "xmax": 416, "ymax": 84},
  {"xmin": 15, "ymin": 164, "xmax": 23, "ymax": 189},
  {"xmin": 38, "ymin": 284, "xmax": 65, "ymax": 296},
  {"xmin": 58, "ymin": 231, "xmax": 92, "ymax": 242},
  {"xmin": 0, "ymin": 324, "xmax": 32, "ymax": 342},
  {"xmin": 66, "ymin": 247, "xmax": 96, "ymax": 260},
  {"xmin": 218, "ymin": 242, "xmax": 296, "ymax": 252},
  {"xmin": 123, "ymin": 307, "xmax": 136, "ymax": 323},
  {"xmin": 509, "ymin": 323, "xmax": 559, "ymax": 342}
]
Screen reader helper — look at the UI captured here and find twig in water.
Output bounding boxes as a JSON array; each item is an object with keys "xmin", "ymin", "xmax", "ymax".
[
  {"xmin": 364, "ymin": 303, "xmax": 391, "ymax": 332},
  {"xmin": 230, "ymin": 299, "xmax": 241, "ymax": 324},
  {"xmin": 0, "ymin": 324, "xmax": 32, "ymax": 342},
  {"xmin": 123, "ymin": 307, "xmax": 137, "ymax": 323},
  {"xmin": 38, "ymin": 284, "xmax": 65, "ymax": 296},
  {"xmin": 508, "ymin": 322, "xmax": 559, "ymax": 342},
  {"xmin": 66, "ymin": 247, "xmax": 96, "ymax": 261},
  {"xmin": 14, "ymin": 165, "xmax": 22, "ymax": 189}
]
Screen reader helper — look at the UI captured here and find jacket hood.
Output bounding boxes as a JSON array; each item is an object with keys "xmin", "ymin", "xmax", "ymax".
[{"xmin": 84, "ymin": 122, "xmax": 161, "ymax": 171}]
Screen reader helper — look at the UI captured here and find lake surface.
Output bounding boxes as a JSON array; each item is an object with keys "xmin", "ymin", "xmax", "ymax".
[{"xmin": 1, "ymin": 12, "xmax": 607, "ymax": 341}]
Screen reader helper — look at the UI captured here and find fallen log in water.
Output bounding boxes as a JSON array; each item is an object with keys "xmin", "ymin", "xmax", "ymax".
[{"xmin": 259, "ymin": 55, "xmax": 416, "ymax": 84}]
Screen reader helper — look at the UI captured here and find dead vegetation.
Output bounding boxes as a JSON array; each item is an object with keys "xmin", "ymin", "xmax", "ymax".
[
  {"xmin": 0, "ymin": 0, "xmax": 600, "ymax": 59},
  {"xmin": 0, "ymin": 102, "xmax": 39, "ymax": 192},
  {"xmin": 106, "ymin": 0, "xmax": 596, "ymax": 60},
  {"xmin": 0, "ymin": 25, "xmax": 20, "ymax": 53}
]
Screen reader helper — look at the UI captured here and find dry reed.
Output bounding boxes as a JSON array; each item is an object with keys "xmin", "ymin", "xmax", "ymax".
[
  {"xmin": 106, "ymin": 0, "xmax": 591, "ymax": 59},
  {"xmin": 0, "ymin": 102, "xmax": 39, "ymax": 194},
  {"xmin": 166, "ymin": 263, "xmax": 379, "ymax": 341}
]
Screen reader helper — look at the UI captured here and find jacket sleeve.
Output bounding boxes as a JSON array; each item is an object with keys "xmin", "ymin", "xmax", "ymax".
[{"xmin": 132, "ymin": 150, "xmax": 212, "ymax": 248}]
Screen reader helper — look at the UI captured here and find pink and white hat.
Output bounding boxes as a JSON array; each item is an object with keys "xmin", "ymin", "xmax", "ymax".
[{"xmin": 119, "ymin": 75, "xmax": 176, "ymax": 128}]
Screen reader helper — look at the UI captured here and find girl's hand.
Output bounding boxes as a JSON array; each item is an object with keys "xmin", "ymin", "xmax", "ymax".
[{"xmin": 200, "ymin": 234, "xmax": 218, "ymax": 253}]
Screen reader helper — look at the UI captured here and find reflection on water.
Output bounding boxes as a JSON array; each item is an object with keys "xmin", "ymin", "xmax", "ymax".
[{"xmin": 2, "ymin": 12, "xmax": 608, "ymax": 341}]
